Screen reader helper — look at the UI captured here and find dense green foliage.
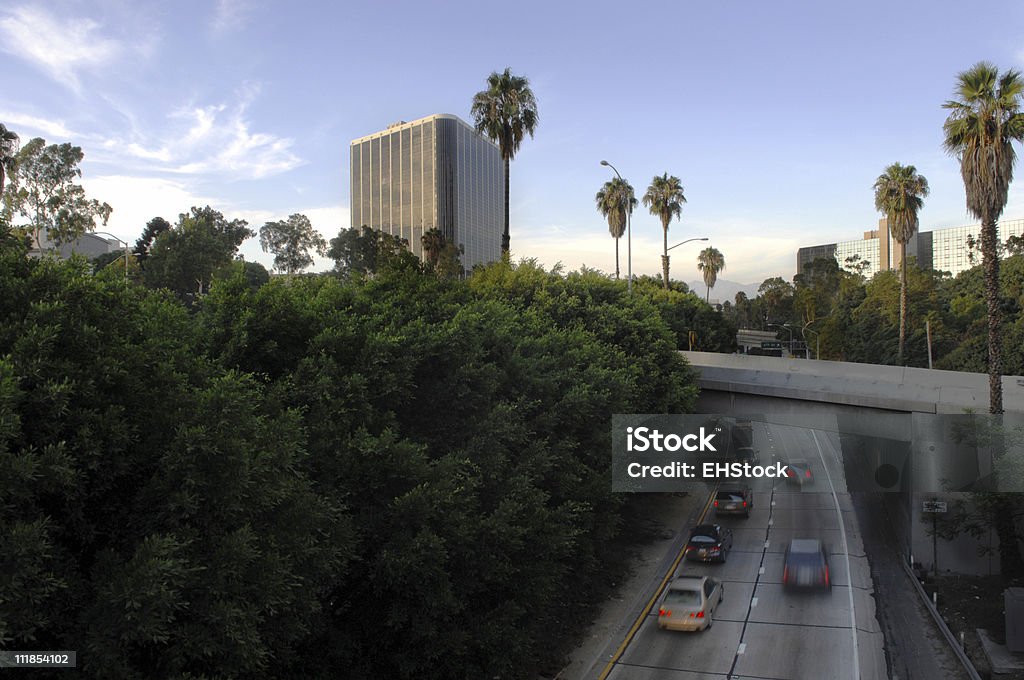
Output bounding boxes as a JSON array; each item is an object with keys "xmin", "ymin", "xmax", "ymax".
[
  {"xmin": 2, "ymin": 137, "xmax": 112, "ymax": 246},
  {"xmin": 259, "ymin": 213, "xmax": 327, "ymax": 274},
  {"xmin": 722, "ymin": 252, "xmax": 1024, "ymax": 373},
  {"xmin": 2, "ymin": 236, "xmax": 705, "ymax": 678},
  {"xmin": 142, "ymin": 206, "xmax": 254, "ymax": 303}
]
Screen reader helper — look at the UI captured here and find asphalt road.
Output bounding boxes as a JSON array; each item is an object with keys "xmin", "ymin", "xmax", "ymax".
[{"xmin": 597, "ymin": 421, "xmax": 889, "ymax": 680}]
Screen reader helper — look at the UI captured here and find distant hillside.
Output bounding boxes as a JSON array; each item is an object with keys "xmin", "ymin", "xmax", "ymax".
[{"xmin": 686, "ymin": 279, "xmax": 760, "ymax": 302}]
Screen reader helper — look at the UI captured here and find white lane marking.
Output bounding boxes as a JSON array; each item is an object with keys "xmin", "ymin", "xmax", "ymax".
[
  {"xmin": 759, "ymin": 567, "xmax": 765, "ymax": 575},
  {"xmin": 812, "ymin": 428, "xmax": 860, "ymax": 680},
  {"xmin": 737, "ymin": 642, "xmax": 747, "ymax": 655},
  {"xmin": 751, "ymin": 597, "xmax": 758, "ymax": 608},
  {"xmin": 771, "ymin": 500, "xmax": 776, "ymax": 506},
  {"xmin": 768, "ymin": 518, "xmax": 774, "ymax": 526},
  {"xmin": 764, "ymin": 540, "xmax": 770, "ymax": 549}
]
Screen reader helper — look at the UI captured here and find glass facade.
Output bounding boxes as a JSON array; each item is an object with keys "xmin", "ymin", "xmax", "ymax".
[
  {"xmin": 931, "ymin": 219, "xmax": 1024, "ymax": 277},
  {"xmin": 835, "ymin": 237, "xmax": 881, "ymax": 277},
  {"xmin": 796, "ymin": 218, "xmax": 1024, "ymax": 280},
  {"xmin": 350, "ymin": 114, "xmax": 503, "ymax": 270},
  {"xmin": 796, "ymin": 244, "xmax": 837, "ymax": 276}
]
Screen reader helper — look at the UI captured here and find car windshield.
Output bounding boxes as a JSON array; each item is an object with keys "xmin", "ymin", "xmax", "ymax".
[
  {"xmin": 689, "ymin": 534, "xmax": 717, "ymax": 543},
  {"xmin": 664, "ymin": 588, "xmax": 702, "ymax": 606}
]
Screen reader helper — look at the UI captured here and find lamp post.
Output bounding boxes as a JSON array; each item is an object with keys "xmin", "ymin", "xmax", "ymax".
[
  {"xmin": 804, "ymin": 328, "xmax": 821, "ymax": 360},
  {"xmin": 667, "ymin": 237, "xmax": 708, "ymax": 251},
  {"xmin": 600, "ymin": 160, "xmax": 631, "ymax": 294},
  {"xmin": 93, "ymin": 231, "xmax": 129, "ymax": 286},
  {"xmin": 802, "ymin": 316, "xmax": 829, "ymax": 360}
]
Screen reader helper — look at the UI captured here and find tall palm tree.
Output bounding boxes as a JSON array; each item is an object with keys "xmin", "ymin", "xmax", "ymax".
[
  {"xmin": 697, "ymin": 247, "xmax": 725, "ymax": 302},
  {"xmin": 943, "ymin": 62, "xmax": 1024, "ymax": 414},
  {"xmin": 642, "ymin": 173, "xmax": 686, "ymax": 288},
  {"xmin": 0, "ymin": 123, "xmax": 19, "ymax": 198},
  {"xmin": 595, "ymin": 178, "xmax": 636, "ymax": 279},
  {"xmin": 873, "ymin": 163, "xmax": 929, "ymax": 364},
  {"xmin": 470, "ymin": 68, "xmax": 539, "ymax": 260}
]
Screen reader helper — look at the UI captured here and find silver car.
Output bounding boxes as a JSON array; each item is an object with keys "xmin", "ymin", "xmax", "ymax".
[{"xmin": 657, "ymin": 576, "xmax": 724, "ymax": 631}]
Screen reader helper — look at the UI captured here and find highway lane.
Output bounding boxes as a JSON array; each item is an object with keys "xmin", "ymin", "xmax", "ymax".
[{"xmin": 602, "ymin": 420, "xmax": 888, "ymax": 680}]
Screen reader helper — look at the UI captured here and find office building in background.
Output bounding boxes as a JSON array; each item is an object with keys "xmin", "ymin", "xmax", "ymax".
[
  {"xmin": 797, "ymin": 218, "xmax": 1019, "ymax": 279},
  {"xmin": 349, "ymin": 114, "xmax": 503, "ymax": 271}
]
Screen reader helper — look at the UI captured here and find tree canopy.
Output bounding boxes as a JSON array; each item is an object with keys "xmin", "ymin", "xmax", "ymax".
[
  {"xmin": 2, "ymin": 137, "xmax": 112, "ymax": 247},
  {"xmin": 259, "ymin": 213, "xmax": 327, "ymax": 274}
]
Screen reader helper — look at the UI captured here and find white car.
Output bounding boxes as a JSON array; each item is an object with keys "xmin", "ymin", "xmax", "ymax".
[{"xmin": 657, "ymin": 576, "xmax": 724, "ymax": 632}]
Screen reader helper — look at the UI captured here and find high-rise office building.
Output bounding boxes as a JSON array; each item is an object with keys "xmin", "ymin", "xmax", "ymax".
[
  {"xmin": 349, "ymin": 114, "xmax": 504, "ymax": 271},
  {"xmin": 796, "ymin": 217, "xmax": 1023, "ymax": 279},
  {"xmin": 931, "ymin": 218, "xmax": 1024, "ymax": 277}
]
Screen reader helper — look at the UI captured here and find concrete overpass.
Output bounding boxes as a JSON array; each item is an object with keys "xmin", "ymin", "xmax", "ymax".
[
  {"xmin": 683, "ymin": 351, "xmax": 1024, "ymax": 415},
  {"xmin": 681, "ymin": 350, "xmax": 1024, "ymax": 576}
]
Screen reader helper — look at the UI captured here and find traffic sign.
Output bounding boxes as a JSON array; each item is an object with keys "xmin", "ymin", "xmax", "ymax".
[{"xmin": 761, "ymin": 341, "xmax": 782, "ymax": 349}]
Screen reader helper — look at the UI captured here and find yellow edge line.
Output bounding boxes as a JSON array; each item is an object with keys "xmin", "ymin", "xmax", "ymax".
[{"xmin": 597, "ymin": 488, "xmax": 717, "ymax": 680}]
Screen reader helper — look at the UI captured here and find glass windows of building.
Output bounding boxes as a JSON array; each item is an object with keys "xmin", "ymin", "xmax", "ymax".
[
  {"xmin": 835, "ymin": 237, "xmax": 880, "ymax": 278},
  {"xmin": 931, "ymin": 219, "xmax": 1024, "ymax": 277},
  {"xmin": 351, "ymin": 114, "xmax": 503, "ymax": 272}
]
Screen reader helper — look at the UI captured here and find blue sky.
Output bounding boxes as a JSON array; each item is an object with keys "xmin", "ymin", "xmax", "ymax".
[{"xmin": 3, "ymin": 0, "xmax": 1024, "ymax": 284}]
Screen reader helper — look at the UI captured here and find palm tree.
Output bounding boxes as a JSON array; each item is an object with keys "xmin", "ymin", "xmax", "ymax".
[
  {"xmin": 470, "ymin": 68, "xmax": 539, "ymax": 260},
  {"xmin": 642, "ymin": 173, "xmax": 686, "ymax": 288},
  {"xmin": 943, "ymin": 62, "xmax": 1024, "ymax": 414},
  {"xmin": 697, "ymin": 247, "xmax": 725, "ymax": 302},
  {"xmin": 595, "ymin": 178, "xmax": 636, "ymax": 279},
  {"xmin": 0, "ymin": 123, "xmax": 19, "ymax": 198},
  {"xmin": 421, "ymin": 228, "xmax": 446, "ymax": 268},
  {"xmin": 873, "ymin": 163, "xmax": 929, "ymax": 364}
]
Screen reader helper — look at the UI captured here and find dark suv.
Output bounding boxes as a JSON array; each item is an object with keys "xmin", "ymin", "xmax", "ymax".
[
  {"xmin": 714, "ymin": 487, "xmax": 753, "ymax": 518},
  {"xmin": 783, "ymin": 539, "xmax": 831, "ymax": 591}
]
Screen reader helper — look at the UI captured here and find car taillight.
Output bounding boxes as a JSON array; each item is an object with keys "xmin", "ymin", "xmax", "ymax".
[
  {"xmin": 714, "ymin": 500, "xmax": 718, "ymax": 507},
  {"xmin": 824, "ymin": 566, "xmax": 830, "ymax": 585},
  {"xmin": 787, "ymin": 468, "xmax": 795, "ymax": 477},
  {"xmin": 659, "ymin": 608, "xmax": 671, "ymax": 616},
  {"xmin": 783, "ymin": 566, "xmax": 789, "ymax": 583},
  {"xmin": 695, "ymin": 611, "xmax": 704, "ymax": 618},
  {"xmin": 742, "ymin": 501, "xmax": 747, "ymax": 507},
  {"xmin": 710, "ymin": 547, "xmax": 720, "ymax": 554},
  {"xmin": 805, "ymin": 469, "xmax": 812, "ymax": 478}
]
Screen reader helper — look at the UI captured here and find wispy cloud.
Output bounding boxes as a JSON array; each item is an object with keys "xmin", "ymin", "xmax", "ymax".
[
  {"xmin": 212, "ymin": 0, "xmax": 256, "ymax": 36},
  {"xmin": 91, "ymin": 84, "xmax": 300, "ymax": 180},
  {"xmin": 165, "ymin": 86, "xmax": 301, "ymax": 179},
  {"xmin": 0, "ymin": 6, "xmax": 120, "ymax": 93},
  {"xmin": 0, "ymin": 111, "xmax": 77, "ymax": 140}
]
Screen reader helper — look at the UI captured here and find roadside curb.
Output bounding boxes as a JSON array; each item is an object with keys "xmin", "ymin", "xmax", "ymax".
[{"xmin": 900, "ymin": 556, "xmax": 982, "ymax": 680}]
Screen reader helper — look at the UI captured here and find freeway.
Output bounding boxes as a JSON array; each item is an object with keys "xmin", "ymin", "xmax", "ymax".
[{"xmin": 598, "ymin": 421, "xmax": 888, "ymax": 680}]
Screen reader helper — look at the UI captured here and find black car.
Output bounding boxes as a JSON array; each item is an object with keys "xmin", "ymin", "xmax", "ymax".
[
  {"xmin": 783, "ymin": 539, "xmax": 831, "ymax": 591},
  {"xmin": 714, "ymin": 487, "xmax": 753, "ymax": 518},
  {"xmin": 684, "ymin": 524, "xmax": 734, "ymax": 563},
  {"xmin": 785, "ymin": 459, "xmax": 814, "ymax": 486}
]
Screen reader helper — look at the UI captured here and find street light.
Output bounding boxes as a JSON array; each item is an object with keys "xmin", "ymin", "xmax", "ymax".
[
  {"xmin": 600, "ymin": 160, "xmax": 631, "ymax": 294},
  {"xmin": 802, "ymin": 316, "xmax": 829, "ymax": 360},
  {"xmin": 804, "ymin": 327, "xmax": 822, "ymax": 360},
  {"xmin": 667, "ymin": 237, "xmax": 708, "ymax": 251},
  {"xmin": 93, "ymin": 231, "xmax": 129, "ymax": 286}
]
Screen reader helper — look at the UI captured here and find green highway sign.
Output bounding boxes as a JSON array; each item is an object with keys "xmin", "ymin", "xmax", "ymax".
[{"xmin": 761, "ymin": 341, "xmax": 782, "ymax": 349}]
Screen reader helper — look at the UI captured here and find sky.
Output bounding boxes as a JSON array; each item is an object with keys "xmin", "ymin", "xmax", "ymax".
[{"xmin": 3, "ymin": 0, "xmax": 1024, "ymax": 285}]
